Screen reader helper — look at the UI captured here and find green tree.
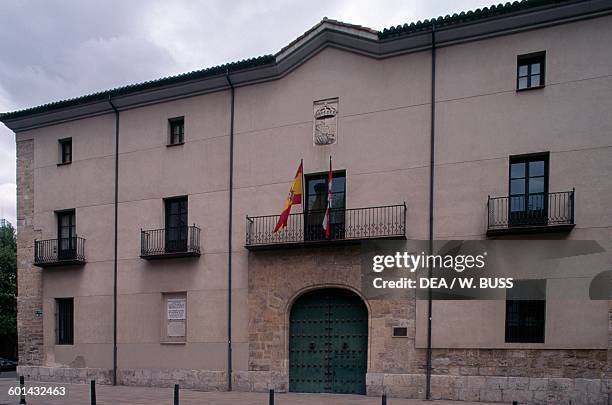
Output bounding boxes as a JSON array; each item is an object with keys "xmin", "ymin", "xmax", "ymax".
[{"xmin": 0, "ymin": 221, "xmax": 17, "ymax": 337}]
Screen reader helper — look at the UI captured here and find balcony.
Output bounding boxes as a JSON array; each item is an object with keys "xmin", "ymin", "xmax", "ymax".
[
  {"xmin": 140, "ymin": 225, "xmax": 201, "ymax": 259},
  {"xmin": 487, "ymin": 190, "xmax": 575, "ymax": 236},
  {"xmin": 34, "ymin": 237, "xmax": 86, "ymax": 267},
  {"xmin": 245, "ymin": 204, "xmax": 406, "ymax": 250}
]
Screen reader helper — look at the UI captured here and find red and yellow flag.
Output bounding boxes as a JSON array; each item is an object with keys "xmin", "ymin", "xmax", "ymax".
[{"xmin": 274, "ymin": 161, "xmax": 303, "ymax": 232}]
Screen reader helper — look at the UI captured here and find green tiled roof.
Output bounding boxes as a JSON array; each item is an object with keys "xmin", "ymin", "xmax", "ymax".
[{"xmin": 379, "ymin": 0, "xmax": 574, "ymax": 39}]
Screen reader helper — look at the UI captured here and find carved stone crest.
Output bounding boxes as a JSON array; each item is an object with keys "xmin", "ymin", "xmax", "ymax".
[{"xmin": 313, "ymin": 98, "xmax": 338, "ymax": 146}]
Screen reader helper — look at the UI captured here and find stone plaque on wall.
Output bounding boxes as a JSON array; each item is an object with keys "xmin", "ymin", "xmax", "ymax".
[
  {"xmin": 313, "ymin": 98, "xmax": 338, "ymax": 146},
  {"xmin": 167, "ymin": 298, "xmax": 186, "ymax": 320},
  {"xmin": 167, "ymin": 320, "xmax": 186, "ymax": 337}
]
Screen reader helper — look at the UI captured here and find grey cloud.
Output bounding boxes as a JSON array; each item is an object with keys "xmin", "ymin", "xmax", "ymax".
[{"xmin": 0, "ymin": 0, "xmax": 492, "ymax": 226}]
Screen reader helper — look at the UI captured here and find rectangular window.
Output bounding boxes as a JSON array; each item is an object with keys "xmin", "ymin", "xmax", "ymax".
[
  {"xmin": 392, "ymin": 326, "xmax": 408, "ymax": 338},
  {"xmin": 517, "ymin": 52, "xmax": 545, "ymax": 90},
  {"xmin": 509, "ymin": 153, "xmax": 549, "ymax": 226},
  {"xmin": 162, "ymin": 292, "xmax": 186, "ymax": 343},
  {"xmin": 168, "ymin": 117, "xmax": 185, "ymax": 145},
  {"xmin": 56, "ymin": 298, "xmax": 74, "ymax": 345},
  {"xmin": 164, "ymin": 196, "xmax": 188, "ymax": 252},
  {"xmin": 57, "ymin": 210, "xmax": 76, "ymax": 260},
  {"xmin": 505, "ymin": 280, "xmax": 546, "ymax": 343},
  {"xmin": 304, "ymin": 170, "xmax": 346, "ymax": 241},
  {"xmin": 58, "ymin": 138, "xmax": 72, "ymax": 164}
]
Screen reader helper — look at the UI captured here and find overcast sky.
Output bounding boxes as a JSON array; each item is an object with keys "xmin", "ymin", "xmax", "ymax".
[{"xmin": 0, "ymin": 0, "xmax": 492, "ymax": 226}]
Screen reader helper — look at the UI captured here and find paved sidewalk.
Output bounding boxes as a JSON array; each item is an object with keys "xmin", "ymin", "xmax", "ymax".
[{"xmin": 0, "ymin": 380, "xmax": 495, "ymax": 405}]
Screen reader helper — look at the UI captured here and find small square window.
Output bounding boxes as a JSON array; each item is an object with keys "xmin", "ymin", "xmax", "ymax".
[
  {"xmin": 58, "ymin": 138, "xmax": 72, "ymax": 164},
  {"xmin": 392, "ymin": 326, "xmax": 408, "ymax": 337},
  {"xmin": 168, "ymin": 117, "xmax": 185, "ymax": 145},
  {"xmin": 505, "ymin": 280, "xmax": 546, "ymax": 343},
  {"xmin": 517, "ymin": 52, "xmax": 545, "ymax": 91},
  {"xmin": 56, "ymin": 297, "xmax": 74, "ymax": 345}
]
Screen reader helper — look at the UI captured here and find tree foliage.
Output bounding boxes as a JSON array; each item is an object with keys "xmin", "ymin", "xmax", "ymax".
[{"xmin": 0, "ymin": 222, "xmax": 17, "ymax": 337}]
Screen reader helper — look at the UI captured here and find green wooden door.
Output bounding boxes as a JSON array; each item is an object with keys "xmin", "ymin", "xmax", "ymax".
[{"xmin": 289, "ymin": 288, "xmax": 368, "ymax": 394}]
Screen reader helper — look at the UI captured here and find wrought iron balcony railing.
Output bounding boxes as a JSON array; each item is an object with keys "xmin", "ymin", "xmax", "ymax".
[
  {"xmin": 34, "ymin": 237, "xmax": 86, "ymax": 267},
  {"xmin": 245, "ymin": 203, "xmax": 406, "ymax": 250},
  {"xmin": 487, "ymin": 190, "xmax": 575, "ymax": 235},
  {"xmin": 140, "ymin": 225, "xmax": 201, "ymax": 259}
]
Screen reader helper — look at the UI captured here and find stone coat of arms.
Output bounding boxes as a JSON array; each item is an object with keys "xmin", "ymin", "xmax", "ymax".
[{"xmin": 313, "ymin": 98, "xmax": 338, "ymax": 146}]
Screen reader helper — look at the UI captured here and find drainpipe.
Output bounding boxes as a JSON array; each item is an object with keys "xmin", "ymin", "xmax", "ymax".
[
  {"xmin": 107, "ymin": 95, "xmax": 119, "ymax": 386},
  {"xmin": 225, "ymin": 70, "xmax": 235, "ymax": 391},
  {"xmin": 425, "ymin": 21, "xmax": 436, "ymax": 401}
]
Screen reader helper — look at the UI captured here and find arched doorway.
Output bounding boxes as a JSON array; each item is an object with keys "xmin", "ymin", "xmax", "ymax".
[{"xmin": 289, "ymin": 288, "xmax": 368, "ymax": 394}]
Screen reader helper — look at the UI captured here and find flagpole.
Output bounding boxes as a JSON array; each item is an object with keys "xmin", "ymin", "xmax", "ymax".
[
  {"xmin": 325, "ymin": 155, "xmax": 332, "ymax": 239},
  {"xmin": 329, "ymin": 155, "xmax": 332, "ymax": 240},
  {"xmin": 301, "ymin": 158, "xmax": 305, "ymax": 216},
  {"xmin": 330, "ymin": 155, "xmax": 332, "ymax": 240}
]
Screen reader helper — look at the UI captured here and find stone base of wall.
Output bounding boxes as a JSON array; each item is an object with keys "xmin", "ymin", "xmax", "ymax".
[
  {"xmin": 368, "ymin": 372, "xmax": 610, "ymax": 404},
  {"xmin": 120, "ymin": 368, "xmax": 227, "ymax": 390},
  {"xmin": 17, "ymin": 366, "xmax": 227, "ymax": 391},
  {"xmin": 17, "ymin": 366, "xmax": 611, "ymax": 403},
  {"xmin": 18, "ymin": 365, "xmax": 112, "ymax": 385},
  {"xmin": 232, "ymin": 370, "xmax": 288, "ymax": 392},
  {"xmin": 367, "ymin": 372, "xmax": 426, "ymax": 398}
]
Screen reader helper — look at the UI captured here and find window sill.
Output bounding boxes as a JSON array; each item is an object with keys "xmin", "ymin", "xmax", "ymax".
[
  {"xmin": 516, "ymin": 85, "xmax": 545, "ymax": 92},
  {"xmin": 166, "ymin": 142, "xmax": 185, "ymax": 148},
  {"xmin": 504, "ymin": 341, "xmax": 545, "ymax": 345},
  {"xmin": 57, "ymin": 161, "xmax": 72, "ymax": 166},
  {"xmin": 160, "ymin": 341, "xmax": 186, "ymax": 345}
]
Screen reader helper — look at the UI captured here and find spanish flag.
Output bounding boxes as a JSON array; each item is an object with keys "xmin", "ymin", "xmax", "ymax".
[{"xmin": 273, "ymin": 161, "xmax": 303, "ymax": 232}]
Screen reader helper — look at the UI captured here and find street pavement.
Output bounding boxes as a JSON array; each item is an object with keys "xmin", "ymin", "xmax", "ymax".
[{"xmin": 0, "ymin": 379, "xmax": 495, "ymax": 405}]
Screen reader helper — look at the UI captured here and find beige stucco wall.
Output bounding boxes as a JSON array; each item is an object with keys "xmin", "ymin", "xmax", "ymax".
[
  {"xmin": 13, "ymin": 13, "xmax": 612, "ymax": 395},
  {"xmin": 17, "ymin": 114, "xmax": 116, "ymax": 369},
  {"xmin": 16, "ymin": 89, "xmax": 240, "ymax": 371},
  {"xmin": 415, "ymin": 15, "xmax": 612, "ymax": 350}
]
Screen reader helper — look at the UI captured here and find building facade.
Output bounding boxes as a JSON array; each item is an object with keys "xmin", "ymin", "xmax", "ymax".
[{"xmin": 2, "ymin": 1, "xmax": 612, "ymax": 403}]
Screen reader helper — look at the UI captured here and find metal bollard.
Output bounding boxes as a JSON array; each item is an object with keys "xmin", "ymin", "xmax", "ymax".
[
  {"xmin": 381, "ymin": 393, "xmax": 387, "ymax": 405},
  {"xmin": 174, "ymin": 383, "xmax": 179, "ymax": 405},
  {"xmin": 19, "ymin": 375, "xmax": 26, "ymax": 404},
  {"xmin": 90, "ymin": 380, "xmax": 96, "ymax": 405},
  {"xmin": 269, "ymin": 388, "xmax": 274, "ymax": 405}
]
